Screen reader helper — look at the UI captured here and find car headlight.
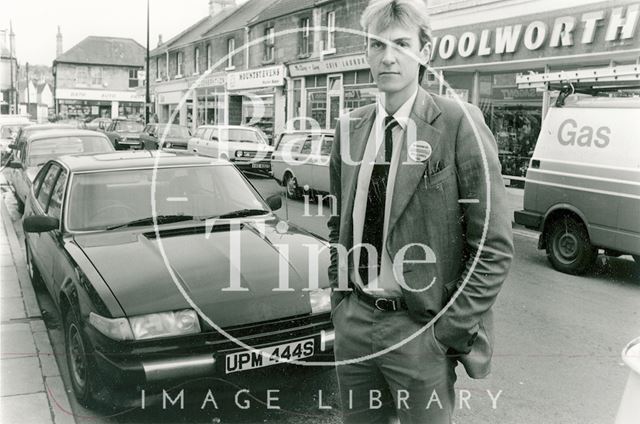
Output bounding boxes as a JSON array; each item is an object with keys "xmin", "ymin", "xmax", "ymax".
[
  {"xmin": 235, "ymin": 150, "xmax": 244, "ymax": 158},
  {"xmin": 165, "ymin": 142, "xmax": 172, "ymax": 148},
  {"xmin": 129, "ymin": 309, "xmax": 201, "ymax": 340},
  {"xmin": 309, "ymin": 288, "xmax": 332, "ymax": 314}
]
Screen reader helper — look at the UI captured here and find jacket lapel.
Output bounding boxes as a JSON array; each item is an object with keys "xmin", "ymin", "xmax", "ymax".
[
  {"xmin": 341, "ymin": 107, "xmax": 375, "ymax": 248},
  {"xmin": 387, "ymin": 88, "xmax": 443, "ymax": 237}
]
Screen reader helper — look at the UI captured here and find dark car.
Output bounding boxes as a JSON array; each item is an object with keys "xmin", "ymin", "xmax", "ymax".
[
  {"xmin": 140, "ymin": 123, "xmax": 191, "ymax": 150},
  {"xmin": 104, "ymin": 118, "xmax": 145, "ymax": 150},
  {"xmin": 22, "ymin": 151, "xmax": 333, "ymax": 408}
]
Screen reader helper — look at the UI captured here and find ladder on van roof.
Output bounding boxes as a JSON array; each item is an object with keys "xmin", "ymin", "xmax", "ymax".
[{"xmin": 516, "ymin": 64, "xmax": 640, "ymax": 106}]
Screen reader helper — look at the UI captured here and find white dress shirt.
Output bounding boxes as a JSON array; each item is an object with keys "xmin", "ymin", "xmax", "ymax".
[{"xmin": 351, "ymin": 89, "xmax": 419, "ymax": 296}]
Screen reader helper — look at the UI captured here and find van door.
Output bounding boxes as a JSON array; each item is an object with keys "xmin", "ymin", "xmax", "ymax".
[{"xmin": 311, "ymin": 134, "xmax": 333, "ymax": 193}]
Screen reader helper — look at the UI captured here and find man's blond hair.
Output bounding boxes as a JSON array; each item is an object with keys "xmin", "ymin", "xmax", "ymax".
[{"xmin": 361, "ymin": 0, "xmax": 432, "ymax": 81}]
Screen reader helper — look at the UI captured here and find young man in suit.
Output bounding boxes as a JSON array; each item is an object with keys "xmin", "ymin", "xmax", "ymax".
[{"xmin": 327, "ymin": 0, "xmax": 514, "ymax": 422}]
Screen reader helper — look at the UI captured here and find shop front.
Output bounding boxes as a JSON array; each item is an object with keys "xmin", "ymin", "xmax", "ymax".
[
  {"xmin": 430, "ymin": 0, "xmax": 640, "ymax": 182},
  {"xmin": 226, "ymin": 65, "xmax": 286, "ymax": 145},
  {"xmin": 155, "ymin": 79, "xmax": 189, "ymax": 126},
  {"xmin": 55, "ymin": 88, "xmax": 144, "ymax": 120},
  {"xmin": 288, "ymin": 53, "xmax": 377, "ymax": 130},
  {"xmin": 192, "ymin": 72, "xmax": 227, "ymax": 127}
]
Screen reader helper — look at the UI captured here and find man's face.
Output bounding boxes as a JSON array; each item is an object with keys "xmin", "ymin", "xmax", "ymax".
[{"xmin": 366, "ymin": 23, "xmax": 429, "ymax": 95}]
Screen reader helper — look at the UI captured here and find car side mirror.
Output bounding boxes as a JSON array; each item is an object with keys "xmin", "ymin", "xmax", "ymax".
[
  {"xmin": 8, "ymin": 161, "xmax": 23, "ymax": 169},
  {"xmin": 23, "ymin": 216, "xmax": 60, "ymax": 233},
  {"xmin": 8, "ymin": 143, "xmax": 17, "ymax": 150},
  {"xmin": 266, "ymin": 195, "xmax": 282, "ymax": 211}
]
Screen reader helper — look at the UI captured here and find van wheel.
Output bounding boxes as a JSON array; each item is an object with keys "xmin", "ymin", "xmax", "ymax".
[
  {"xmin": 284, "ymin": 173, "xmax": 300, "ymax": 199},
  {"xmin": 546, "ymin": 217, "xmax": 597, "ymax": 275}
]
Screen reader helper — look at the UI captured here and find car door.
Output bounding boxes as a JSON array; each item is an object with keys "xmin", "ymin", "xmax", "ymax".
[
  {"xmin": 25, "ymin": 163, "xmax": 62, "ymax": 292},
  {"xmin": 294, "ymin": 137, "xmax": 315, "ymax": 192},
  {"xmin": 47, "ymin": 168, "xmax": 70, "ymax": 295},
  {"xmin": 312, "ymin": 134, "xmax": 333, "ymax": 193}
]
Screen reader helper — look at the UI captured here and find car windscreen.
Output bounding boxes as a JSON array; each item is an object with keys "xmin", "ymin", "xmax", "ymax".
[
  {"xmin": 115, "ymin": 121, "xmax": 144, "ymax": 133},
  {"xmin": 66, "ymin": 165, "xmax": 268, "ymax": 231},
  {"xmin": 26, "ymin": 136, "xmax": 114, "ymax": 167},
  {"xmin": 212, "ymin": 128, "xmax": 265, "ymax": 144},
  {"xmin": 158, "ymin": 125, "xmax": 190, "ymax": 138},
  {"xmin": 1, "ymin": 123, "xmax": 29, "ymax": 138}
]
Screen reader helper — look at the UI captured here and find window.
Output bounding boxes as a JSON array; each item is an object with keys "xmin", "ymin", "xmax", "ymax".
[
  {"xmin": 37, "ymin": 164, "xmax": 61, "ymax": 211},
  {"xmin": 320, "ymin": 135, "xmax": 334, "ymax": 156},
  {"xmin": 227, "ymin": 38, "xmax": 235, "ymax": 68},
  {"xmin": 48, "ymin": 170, "xmax": 67, "ymax": 220},
  {"xmin": 75, "ymin": 66, "xmax": 89, "ymax": 85},
  {"xmin": 155, "ymin": 57, "xmax": 160, "ymax": 79},
  {"xmin": 300, "ymin": 137, "xmax": 313, "ymax": 155},
  {"xmin": 176, "ymin": 51, "xmax": 183, "ymax": 76},
  {"xmin": 264, "ymin": 27, "xmax": 275, "ymax": 62},
  {"xmin": 194, "ymin": 47, "xmax": 200, "ymax": 74},
  {"xmin": 206, "ymin": 44, "xmax": 212, "ymax": 70},
  {"xmin": 129, "ymin": 69, "xmax": 139, "ymax": 88},
  {"xmin": 325, "ymin": 11, "xmax": 336, "ymax": 52},
  {"xmin": 299, "ymin": 17, "xmax": 311, "ymax": 56},
  {"xmin": 90, "ymin": 67, "xmax": 102, "ymax": 85}
]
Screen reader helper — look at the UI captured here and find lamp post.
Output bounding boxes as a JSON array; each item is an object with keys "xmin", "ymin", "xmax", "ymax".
[{"xmin": 145, "ymin": 0, "xmax": 151, "ymax": 124}]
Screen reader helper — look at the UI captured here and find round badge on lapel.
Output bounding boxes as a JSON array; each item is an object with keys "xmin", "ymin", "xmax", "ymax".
[{"xmin": 408, "ymin": 140, "xmax": 432, "ymax": 163}]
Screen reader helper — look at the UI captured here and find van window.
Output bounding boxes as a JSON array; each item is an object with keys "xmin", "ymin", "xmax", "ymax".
[
  {"xmin": 300, "ymin": 138, "xmax": 313, "ymax": 155},
  {"xmin": 37, "ymin": 164, "xmax": 61, "ymax": 211},
  {"xmin": 276, "ymin": 134, "xmax": 306, "ymax": 153}
]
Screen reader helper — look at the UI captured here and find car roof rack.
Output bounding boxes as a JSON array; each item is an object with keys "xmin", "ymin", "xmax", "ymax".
[{"xmin": 516, "ymin": 64, "xmax": 640, "ymax": 107}]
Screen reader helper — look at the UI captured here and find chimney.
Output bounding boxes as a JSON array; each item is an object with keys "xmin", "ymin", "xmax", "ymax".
[
  {"xmin": 157, "ymin": 34, "xmax": 163, "ymax": 47},
  {"xmin": 56, "ymin": 26, "xmax": 63, "ymax": 57},
  {"xmin": 209, "ymin": 0, "xmax": 237, "ymax": 17}
]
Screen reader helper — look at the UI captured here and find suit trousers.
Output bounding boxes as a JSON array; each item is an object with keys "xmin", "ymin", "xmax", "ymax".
[{"xmin": 333, "ymin": 293, "xmax": 457, "ymax": 424}]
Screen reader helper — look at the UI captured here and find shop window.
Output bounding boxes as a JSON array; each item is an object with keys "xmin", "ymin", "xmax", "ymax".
[
  {"xmin": 264, "ymin": 27, "xmax": 275, "ymax": 62},
  {"xmin": 194, "ymin": 47, "xmax": 200, "ymax": 74},
  {"xmin": 227, "ymin": 38, "xmax": 235, "ymax": 69},
  {"xmin": 307, "ymin": 90, "xmax": 327, "ymax": 128},
  {"xmin": 129, "ymin": 69, "xmax": 139, "ymax": 88},
  {"xmin": 324, "ymin": 11, "xmax": 336, "ymax": 53},
  {"xmin": 343, "ymin": 71, "xmax": 356, "ymax": 85},
  {"xmin": 317, "ymin": 75, "xmax": 327, "ymax": 88},
  {"xmin": 356, "ymin": 70, "xmax": 372, "ymax": 85},
  {"xmin": 292, "ymin": 78, "xmax": 303, "ymax": 130},
  {"xmin": 90, "ymin": 67, "xmax": 103, "ymax": 85},
  {"xmin": 305, "ymin": 75, "xmax": 316, "ymax": 88},
  {"xmin": 299, "ymin": 17, "xmax": 311, "ymax": 56},
  {"xmin": 206, "ymin": 44, "xmax": 212, "ymax": 70}
]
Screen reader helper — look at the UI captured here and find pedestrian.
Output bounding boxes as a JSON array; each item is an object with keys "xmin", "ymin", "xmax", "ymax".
[{"xmin": 327, "ymin": 1, "xmax": 514, "ymax": 423}]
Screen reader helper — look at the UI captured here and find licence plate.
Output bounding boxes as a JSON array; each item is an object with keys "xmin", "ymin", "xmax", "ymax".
[
  {"xmin": 252, "ymin": 163, "xmax": 269, "ymax": 169},
  {"xmin": 225, "ymin": 339, "xmax": 314, "ymax": 374}
]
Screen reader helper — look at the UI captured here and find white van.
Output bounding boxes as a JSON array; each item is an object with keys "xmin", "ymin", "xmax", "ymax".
[{"xmin": 515, "ymin": 96, "xmax": 640, "ymax": 274}]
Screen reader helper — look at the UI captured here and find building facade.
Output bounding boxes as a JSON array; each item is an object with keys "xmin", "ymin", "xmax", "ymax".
[
  {"xmin": 149, "ymin": 0, "xmax": 639, "ymax": 179},
  {"xmin": 53, "ymin": 36, "xmax": 145, "ymax": 120}
]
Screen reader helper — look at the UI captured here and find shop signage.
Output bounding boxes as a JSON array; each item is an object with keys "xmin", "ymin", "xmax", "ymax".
[
  {"xmin": 289, "ymin": 54, "xmax": 369, "ymax": 77},
  {"xmin": 431, "ymin": 2, "xmax": 640, "ymax": 66},
  {"xmin": 56, "ymin": 88, "xmax": 144, "ymax": 102},
  {"xmin": 158, "ymin": 91, "xmax": 187, "ymax": 105},
  {"xmin": 227, "ymin": 65, "xmax": 286, "ymax": 90},
  {"xmin": 193, "ymin": 72, "xmax": 226, "ymax": 88},
  {"xmin": 492, "ymin": 87, "xmax": 542, "ymax": 101}
]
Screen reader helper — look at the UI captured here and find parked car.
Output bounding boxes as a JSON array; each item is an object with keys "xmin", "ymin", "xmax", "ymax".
[
  {"xmin": 188, "ymin": 125, "xmax": 273, "ymax": 173},
  {"xmin": 0, "ymin": 118, "xmax": 31, "ymax": 165},
  {"xmin": 7, "ymin": 129, "xmax": 114, "ymax": 212},
  {"xmin": 104, "ymin": 118, "xmax": 145, "ymax": 150},
  {"xmin": 514, "ymin": 96, "xmax": 640, "ymax": 274},
  {"xmin": 22, "ymin": 151, "xmax": 333, "ymax": 407},
  {"xmin": 271, "ymin": 130, "xmax": 334, "ymax": 199},
  {"xmin": 140, "ymin": 123, "xmax": 191, "ymax": 150},
  {"xmin": 85, "ymin": 117, "xmax": 112, "ymax": 132}
]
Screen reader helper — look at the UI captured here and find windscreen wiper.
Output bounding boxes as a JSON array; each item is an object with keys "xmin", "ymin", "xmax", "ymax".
[
  {"xmin": 106, "ymin": 215, "xmax": 196, "ymax": 230},
  {"xmin": 202, "ymin": 209, "xmax": 269, "ymax": 220}
]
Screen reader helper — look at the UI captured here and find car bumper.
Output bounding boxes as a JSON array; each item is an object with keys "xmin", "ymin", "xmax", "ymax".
[
  {"xmin": 90, "ymin": 320, "xmax": 334, "ymax": 388},
  {"xmin": 514, "ymin": 210, "xmax": 543, "ymax": 230},
  {"xmin": 116, "ymin": 140, "xmax": 143, "ymax": 150},
  {"xmin": 232, "ymin": 159, "xmax": 272, "ymax": 172}
]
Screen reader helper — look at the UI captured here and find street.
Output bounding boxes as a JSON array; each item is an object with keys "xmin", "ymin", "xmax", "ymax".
[{"xmin": 1, "ymin": 174, "xmax": 638, "ymax": 424}]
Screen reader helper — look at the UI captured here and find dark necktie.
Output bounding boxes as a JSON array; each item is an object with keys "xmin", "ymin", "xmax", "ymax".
[{"xmin": 359, "ymin": 116, "xmax": 398, "ymax": 284}]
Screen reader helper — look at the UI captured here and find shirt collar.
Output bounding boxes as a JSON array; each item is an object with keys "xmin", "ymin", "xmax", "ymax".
[{"xmin": 376, "ymin": 88, "xmax": 419, "ymax": 131}]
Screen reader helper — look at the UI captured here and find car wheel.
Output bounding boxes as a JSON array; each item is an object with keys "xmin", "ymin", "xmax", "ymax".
[
  {"xmin": 25, "ymin": 240, "xmax": 43, "ymax": 288},
  {"xmin": 64, "ymin": 308, "xmax": 99, "ymax": 408},
  {"xmin": 284, "ymin": 173, "xmax": 300, "ymax": 199},
  {"xmin": 546, "ymin": 216, "xmax": 597, "ymax": 275}
]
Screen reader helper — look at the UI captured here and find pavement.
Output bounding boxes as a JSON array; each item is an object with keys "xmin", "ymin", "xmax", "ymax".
[
  {"xmin": 0, "ymin": 191, "xmax": 75, "ymax": 424},
  {"xmin": 0, "ymin": 174, "xmax": 526, "ymax": 424}
]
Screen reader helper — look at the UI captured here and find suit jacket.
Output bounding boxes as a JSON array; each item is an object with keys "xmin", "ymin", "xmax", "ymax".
[{"xmin": 327, "ymin": 87, "xmax": 514, "ymax": 379}]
